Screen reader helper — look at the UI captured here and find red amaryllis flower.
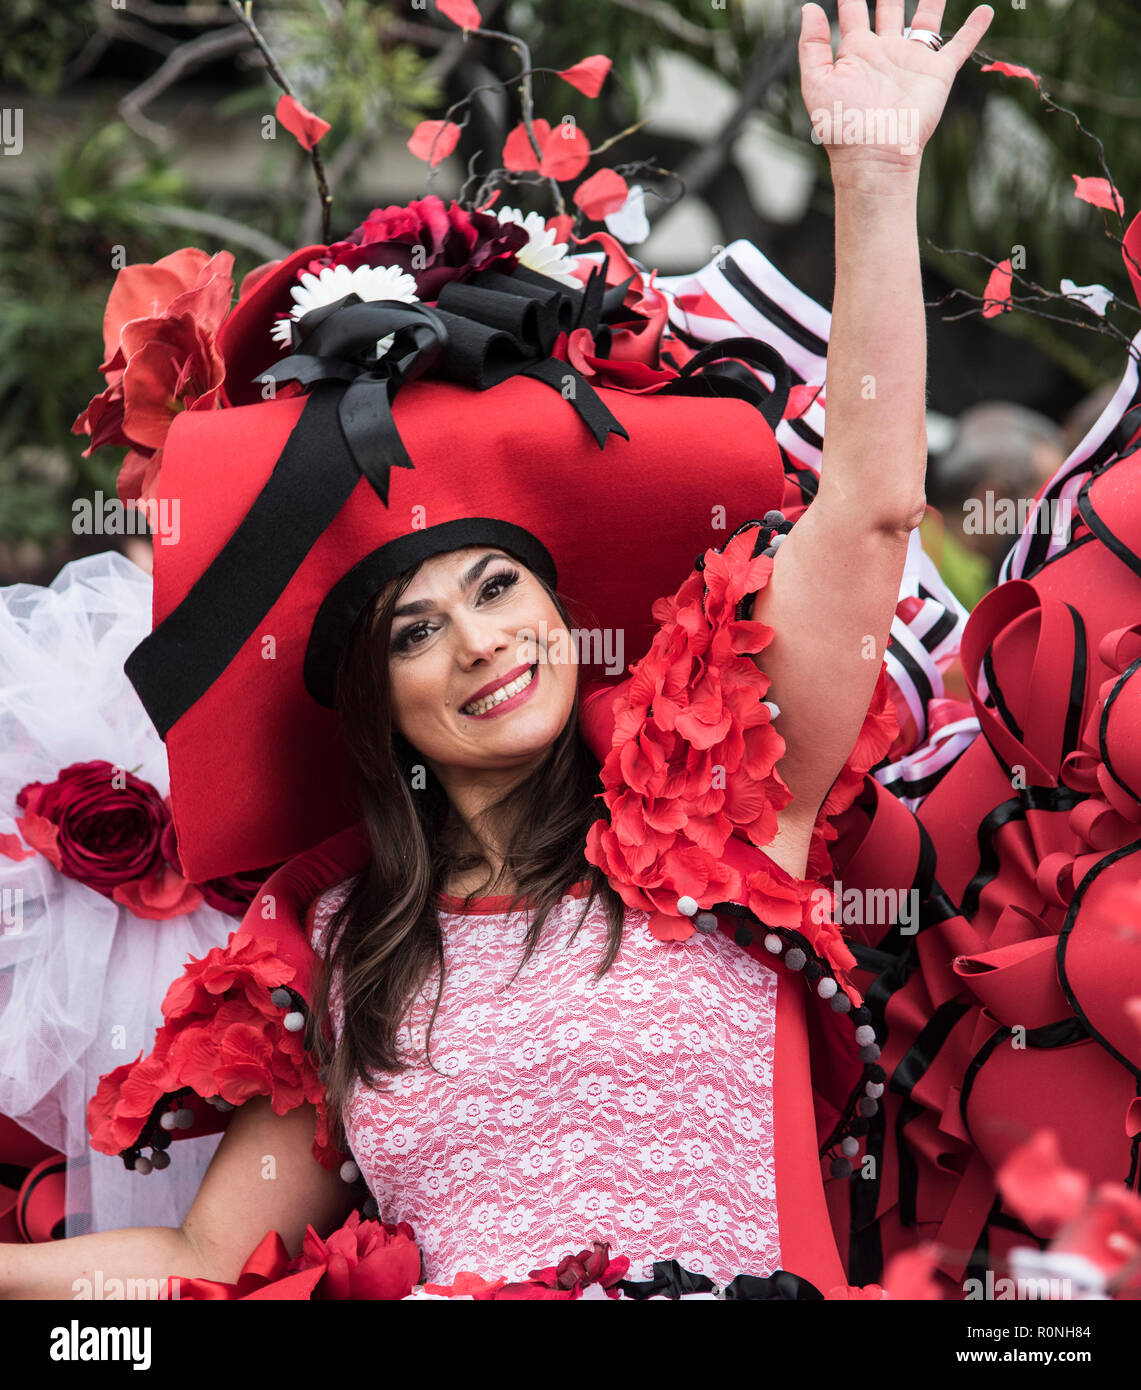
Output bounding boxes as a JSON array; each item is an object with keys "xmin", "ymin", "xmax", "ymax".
[
  {"xmin": 529, "ymin": 1238, "xmax": 629, "ymax": 1293},
  {"xmin": 16, "ymin": 761, "xmax": 169, "ymax": 896},
  {"xmin": 72, "ymin": 249, "xmax": 233, "ymax": 503},
  {"xmin": 290, "ymin": 1210, "xmax": 422, "ymax": 1300}
]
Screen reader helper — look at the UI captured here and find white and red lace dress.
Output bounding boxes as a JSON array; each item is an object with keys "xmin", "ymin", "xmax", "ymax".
[{"xmin": 309, "ymin": 868, "xmax": 852, "ymax": 1294}]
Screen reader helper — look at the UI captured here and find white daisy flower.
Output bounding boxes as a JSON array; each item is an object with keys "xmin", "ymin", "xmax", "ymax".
[
  {"xmin": 493, "ymin": 205, "xmax": 583, "ymax": 288},
  {"xmin": 269, "ymin": 261, "xmax": 420, "ymax": 352}
]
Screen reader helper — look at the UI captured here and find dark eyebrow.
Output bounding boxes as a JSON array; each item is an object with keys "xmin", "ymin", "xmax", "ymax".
[{"xmin": 392, "ymin": 552, "xmax": 513, "ymax": 619}]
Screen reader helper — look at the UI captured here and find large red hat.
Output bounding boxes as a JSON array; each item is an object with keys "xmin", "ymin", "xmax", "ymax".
[{"xmin": 124, "ymin": 247, "xmax": 792, "ymax": 882}]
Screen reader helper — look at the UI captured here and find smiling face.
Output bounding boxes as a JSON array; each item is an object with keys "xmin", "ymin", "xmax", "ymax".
[{"xmin": 383, "ymin": 547, "xmax": 579, "ymax": 792}]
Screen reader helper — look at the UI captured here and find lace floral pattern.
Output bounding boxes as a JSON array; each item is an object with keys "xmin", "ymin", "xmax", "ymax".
[{"xmin": 311, "ymin": 881, "xmax": 782, "ymax": 1286}]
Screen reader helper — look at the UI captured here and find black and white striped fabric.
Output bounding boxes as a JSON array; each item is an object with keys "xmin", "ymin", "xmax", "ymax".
[{"xmin": 999, "ymin": 329, "xmax": 1141, "ymax": 582}]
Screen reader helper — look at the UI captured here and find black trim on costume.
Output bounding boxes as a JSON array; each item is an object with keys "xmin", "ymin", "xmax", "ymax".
[
  {"xmin": 1056, "ymin": 836, "xmax": 1141, "ymax": 1083},
  {"xmin": 958, "ymin": 785, "xmax": 1087, "ymax": 920},
  {"xmin": 304, "ymin": 519, "xmax": 558, "ymax": 706},
  {"xmin": 959, "ymin": 1017, "xmax": 1093, "ymax": 1149},
  {"xmin": 1062, "ymin": 603, "xmax": 1088, "ymax": 763},
  {"xmin": 981, "ymin": 647, "xmax": 1024, "ymax": 744},
  {"xmin": 1077, "ymin": 472, "xmax": 1141, "ymax": 584},
  {"xmin": 1098, "ymin": 654, "xmax": 1141, "ymax": 808}
]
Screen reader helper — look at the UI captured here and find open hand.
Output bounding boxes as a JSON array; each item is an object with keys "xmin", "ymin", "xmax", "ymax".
[{"xmin": 800, "ymin": 0, "xmax": 994, "ymax": 174}]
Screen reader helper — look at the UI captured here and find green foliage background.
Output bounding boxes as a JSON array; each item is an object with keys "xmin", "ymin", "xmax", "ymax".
[{"xmin": 1, "ymin": 0, "xmax": 1139, "ymax": 565}]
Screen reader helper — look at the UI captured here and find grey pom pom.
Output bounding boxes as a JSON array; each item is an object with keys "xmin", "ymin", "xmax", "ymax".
[
  {"xmin": 841, "ymin": 1137, "xmax": 860, "ymax": 1158},
  {"xmin": 762, "ymin": 510, "xmax": 786, "ymax": 528},
  {"xmin": 831, "ymin": 992, "xmax": 851, "ymax": 1013},
  {"xmin": 858, "ymin": 1097, "xmax": 879, "ymax": 1118},
  {"xmin": 151, "ymin": 1149, "xmax": 171, "ymax": 1170},
  {"xmin": 694, "ymin": 912, "xmax": 719, "ymax": 934},
  {"xmin": 858, "ymin": 1043, "xmax": 882, "ymax": 1063},
  {"xmin": 173, "ymin": 1107, "xmax": 195, "ymax": 1129},
  {"xmin": 134, "ymin": 1155, "xmax": 153, "ymax": 1176},
  {"xmin": 270, "ymin": 987, "xmax": 293, "ymax": 1008},
  {"xmin": 829, "ymin": 1157, "xmax": 853, "ymax": 1179},
  {"xmin": 854, "ymin": 1024, "xmax": 877, "ymax": 1047},
  {"xmin": 865, "ymin": 1081, "xmax": 885, "ymax": 1099},
  {"xmin": 785, "ymin": 948, "xmax": 806, "ymax": 971}
]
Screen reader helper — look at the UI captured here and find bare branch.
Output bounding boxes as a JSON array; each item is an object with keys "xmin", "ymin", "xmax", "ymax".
[
  {"xmin": 117, "ymin": 26, "xmax": 249, "ymax": 144},
  {"xmin": 132, "ymin": 203, "xmax": 292, "ymax": 261}
]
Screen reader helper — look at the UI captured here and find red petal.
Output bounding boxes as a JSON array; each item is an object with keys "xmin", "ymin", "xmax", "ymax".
[
  {"xmin": 437, "ymin": 0, "xmax": 482, "ymax": 30},
  {"xmin": 502, "ymin": 120, "xmax": 549, "ymax": 173},
  {"xmin": 980, "ymin": 61, "xmax": 1041, "ymax": 89},
  {"xmin": 573, "ymin": 168, "xmax": 629, "ymax": 221},
  {"xmin": 539, "ymin": 123, "xmax": 591, "ymax": 181},
  {"xmin": 1072, "ymin": 175, "xmax": 1125, "ymax": 216},
  {"xmin": 13, "ymin": 813, "xmax": 62, "ymax": 869},
  {"xmin": 0, "ymin": 829, "xmax": 37, "ymax": 862},
  {"xmin": 882, "ymin": 1245, "xmax": 942, "ymax": 1300},
  {"xmin": 784, "ymin": 382, "xmax": 824, "ymax": 420},
  {"xmin": 407, "ymin": 119, "xmax": 461, "ymax": 167},
  {"xmin": 982, "ymin": 258, "xmax": 1013, "ymax": 319},
  {"xmin": 275, "ymin": 93, "xmax": 331, "ymax": 152},
  {"xmin": 556, "ymin": 55, "xmax": 612, "ymax": 99},
  {"xmin": 995, "ymin": 1129, "xmax": 1090, "ymax": 1234}
]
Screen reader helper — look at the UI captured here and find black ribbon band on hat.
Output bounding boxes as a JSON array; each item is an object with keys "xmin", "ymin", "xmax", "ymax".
[
  {"xmin": 304, "ymin": 518, "xmax": 558, "ymax": 707},
  {"xmin": 124, "ymin": 260, "xmax": 636, "ymax": 739},
  {"xmin": 652, "ymin": 336, "xmax": 792, "ymax": 430}
]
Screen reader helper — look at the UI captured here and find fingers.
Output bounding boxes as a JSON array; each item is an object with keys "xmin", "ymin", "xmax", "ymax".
[
  {"xmin": 874, "ymin": 0, "xmax": 906, "ymax": 38},
  {"xmin": 836, "ymin": 0, "xmax": 872, "ymax": 37},
  {"xmin": 940, "ymin": 4, "xmax": 995, "ymax": 71},
  {"xmin": 799, "ymin": 3, "xmax": 835, "ymax": 77},
  {"xmin": 908, "ymin": 0, "xmax": 947, "ymax": 35}
]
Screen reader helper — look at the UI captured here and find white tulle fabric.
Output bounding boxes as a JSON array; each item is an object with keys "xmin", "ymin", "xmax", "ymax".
[
  {"xmin": 313, "ymin": 880, "xmax": 783, "ymax": 1286},
  {"xmin": 0, "ymin": 551, "xmax": 233, "ymax": 1236}
]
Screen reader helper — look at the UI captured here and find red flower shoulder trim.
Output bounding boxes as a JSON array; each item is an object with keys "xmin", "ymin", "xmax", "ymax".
[
  {"xmin": 86, "ymin": 931, "xmax": 344, "ymax": 1170},
  {"xmin": 584, "ymin": 519, "xmax": 900, "ymax": 971}
]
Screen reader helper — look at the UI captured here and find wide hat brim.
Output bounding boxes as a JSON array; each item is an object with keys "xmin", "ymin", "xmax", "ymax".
[{"xmin": 141, "ymin": 373, "xmax": 784, "ymax": 881}]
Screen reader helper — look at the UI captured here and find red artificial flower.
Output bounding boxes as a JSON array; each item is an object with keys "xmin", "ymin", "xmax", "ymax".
[
  {"xmin": 556, "ymin": 55, "xmax": 612, "ymax": 99},
  {"xmin": 16, "ymin": 761, "xmax": 169, "ymax": 896},
  {"xmin": 422, "ymin": 1270, "xmax": 509, "ymax": 1298},
  {"xmin": 538, "ymin": 122, "xmax": 592, "ymax": 181},
  {"xmin": 882, "ymin": 1244, "xmax": 943, "ymax": 1300},
  {"xmin": 407, "ymin": 119, "xmax": 462, "ymax": 167},
  {"xmin": 87, "ymin": 927, "xmax": 344, "ymax": 1168},
  {"xmin": 319, "ymin": 195, "xmax": 528, "ymax": 302},
  {"xmin": 982, "ymin": 258, "xmax": 1014, "ymax": 318},
  {"xmin": 827, "ymin": 1281, "xmax": 887, "ymax": 1300},
  {"xmin": 436, "ymin": 0, "xmax": 482, "ymax": 31},
  {"xmin": 996, "ymin": 1129, "xmax": 1090, "ymax": 1235},
  {"xmin": 275, "ymin": 93, "xmax": 331, "ymax": 151},
  {"xmin": 1072, "ymin": 175, "xmax": 1125, "ymax": 217},
  {"xmin": 980, "ymin": 60, "xmax": 1041, "ymax": 88},
  {"xmin": 291, "ymin": 1209, "xmax": 421, "ymax": 1300},
  {"xmin": 529, "ymin": 1238, "xmax": 629, "ymax": 1292},
  {"xmin": 72, "ymin": 248, "xmax": 234, "ymax": 503},
  {"xmin": 502, "ymin": 119, "xmax": 550, "ymax": 172},
  {"xmin": 573, "ymin": 168, "xmax": 629, "ymax": 221}
]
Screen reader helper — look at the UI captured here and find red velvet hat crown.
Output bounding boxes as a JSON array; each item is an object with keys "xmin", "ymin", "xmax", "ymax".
[{"xmin": 123, "ymin": 238, "xmax": 792, "ymax": 882}]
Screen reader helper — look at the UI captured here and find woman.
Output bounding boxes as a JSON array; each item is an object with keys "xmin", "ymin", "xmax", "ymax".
[{"xmin": 0, "ymin": 0, "xmax": 994, "ymax": 1298}]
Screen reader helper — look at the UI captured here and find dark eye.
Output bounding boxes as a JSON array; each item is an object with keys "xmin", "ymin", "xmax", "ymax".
[{"xmin": 481, "ymin": 568, "xmax": 520, "ymax": 601}]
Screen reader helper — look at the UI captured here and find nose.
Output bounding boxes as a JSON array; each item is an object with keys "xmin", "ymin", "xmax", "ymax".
[{"xmin": 452, "ymin": 609, "xmax": 512, "ymax": 668}]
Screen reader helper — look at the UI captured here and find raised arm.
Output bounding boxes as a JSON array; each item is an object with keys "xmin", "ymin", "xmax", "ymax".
[{"xmin": 752, "ymin": 0, "xmax": 993, "ymax": 871}]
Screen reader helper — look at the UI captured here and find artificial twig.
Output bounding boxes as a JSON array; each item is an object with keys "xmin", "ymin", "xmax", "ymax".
[{"xmin": 226, "ymin": 0, "xmax": 333, "ymax": 242}]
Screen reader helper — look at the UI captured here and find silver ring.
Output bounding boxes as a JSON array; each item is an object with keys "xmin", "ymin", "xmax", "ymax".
[{"xmin": 903, "ymin": 27, "xmax": 944, "ymax": 50}]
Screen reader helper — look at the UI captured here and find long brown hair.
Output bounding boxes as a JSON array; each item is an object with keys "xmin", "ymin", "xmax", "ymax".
[{"xmin": 306, "ymin": 551, "xmax": 627, "ymax": 1144}]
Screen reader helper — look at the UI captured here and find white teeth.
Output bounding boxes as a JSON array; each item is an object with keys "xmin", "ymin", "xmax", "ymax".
[{"xmin": 461, "ymin": 665, "xmax": 534, "ymax": 715}]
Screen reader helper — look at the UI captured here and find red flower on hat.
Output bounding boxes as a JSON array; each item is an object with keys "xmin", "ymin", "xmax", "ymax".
[
  {"xmin": 72, "ymin": 248, "xmax": 233, "ymax": 503},
  {"xmin": 315, "ymin": 195, "xmax": 528, "ymax": 303}
]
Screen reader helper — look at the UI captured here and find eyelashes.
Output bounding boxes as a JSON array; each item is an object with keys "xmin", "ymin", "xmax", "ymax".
[{"xmin": 390, "ymin": 567, "xmax": 521, "ymax": 652}]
